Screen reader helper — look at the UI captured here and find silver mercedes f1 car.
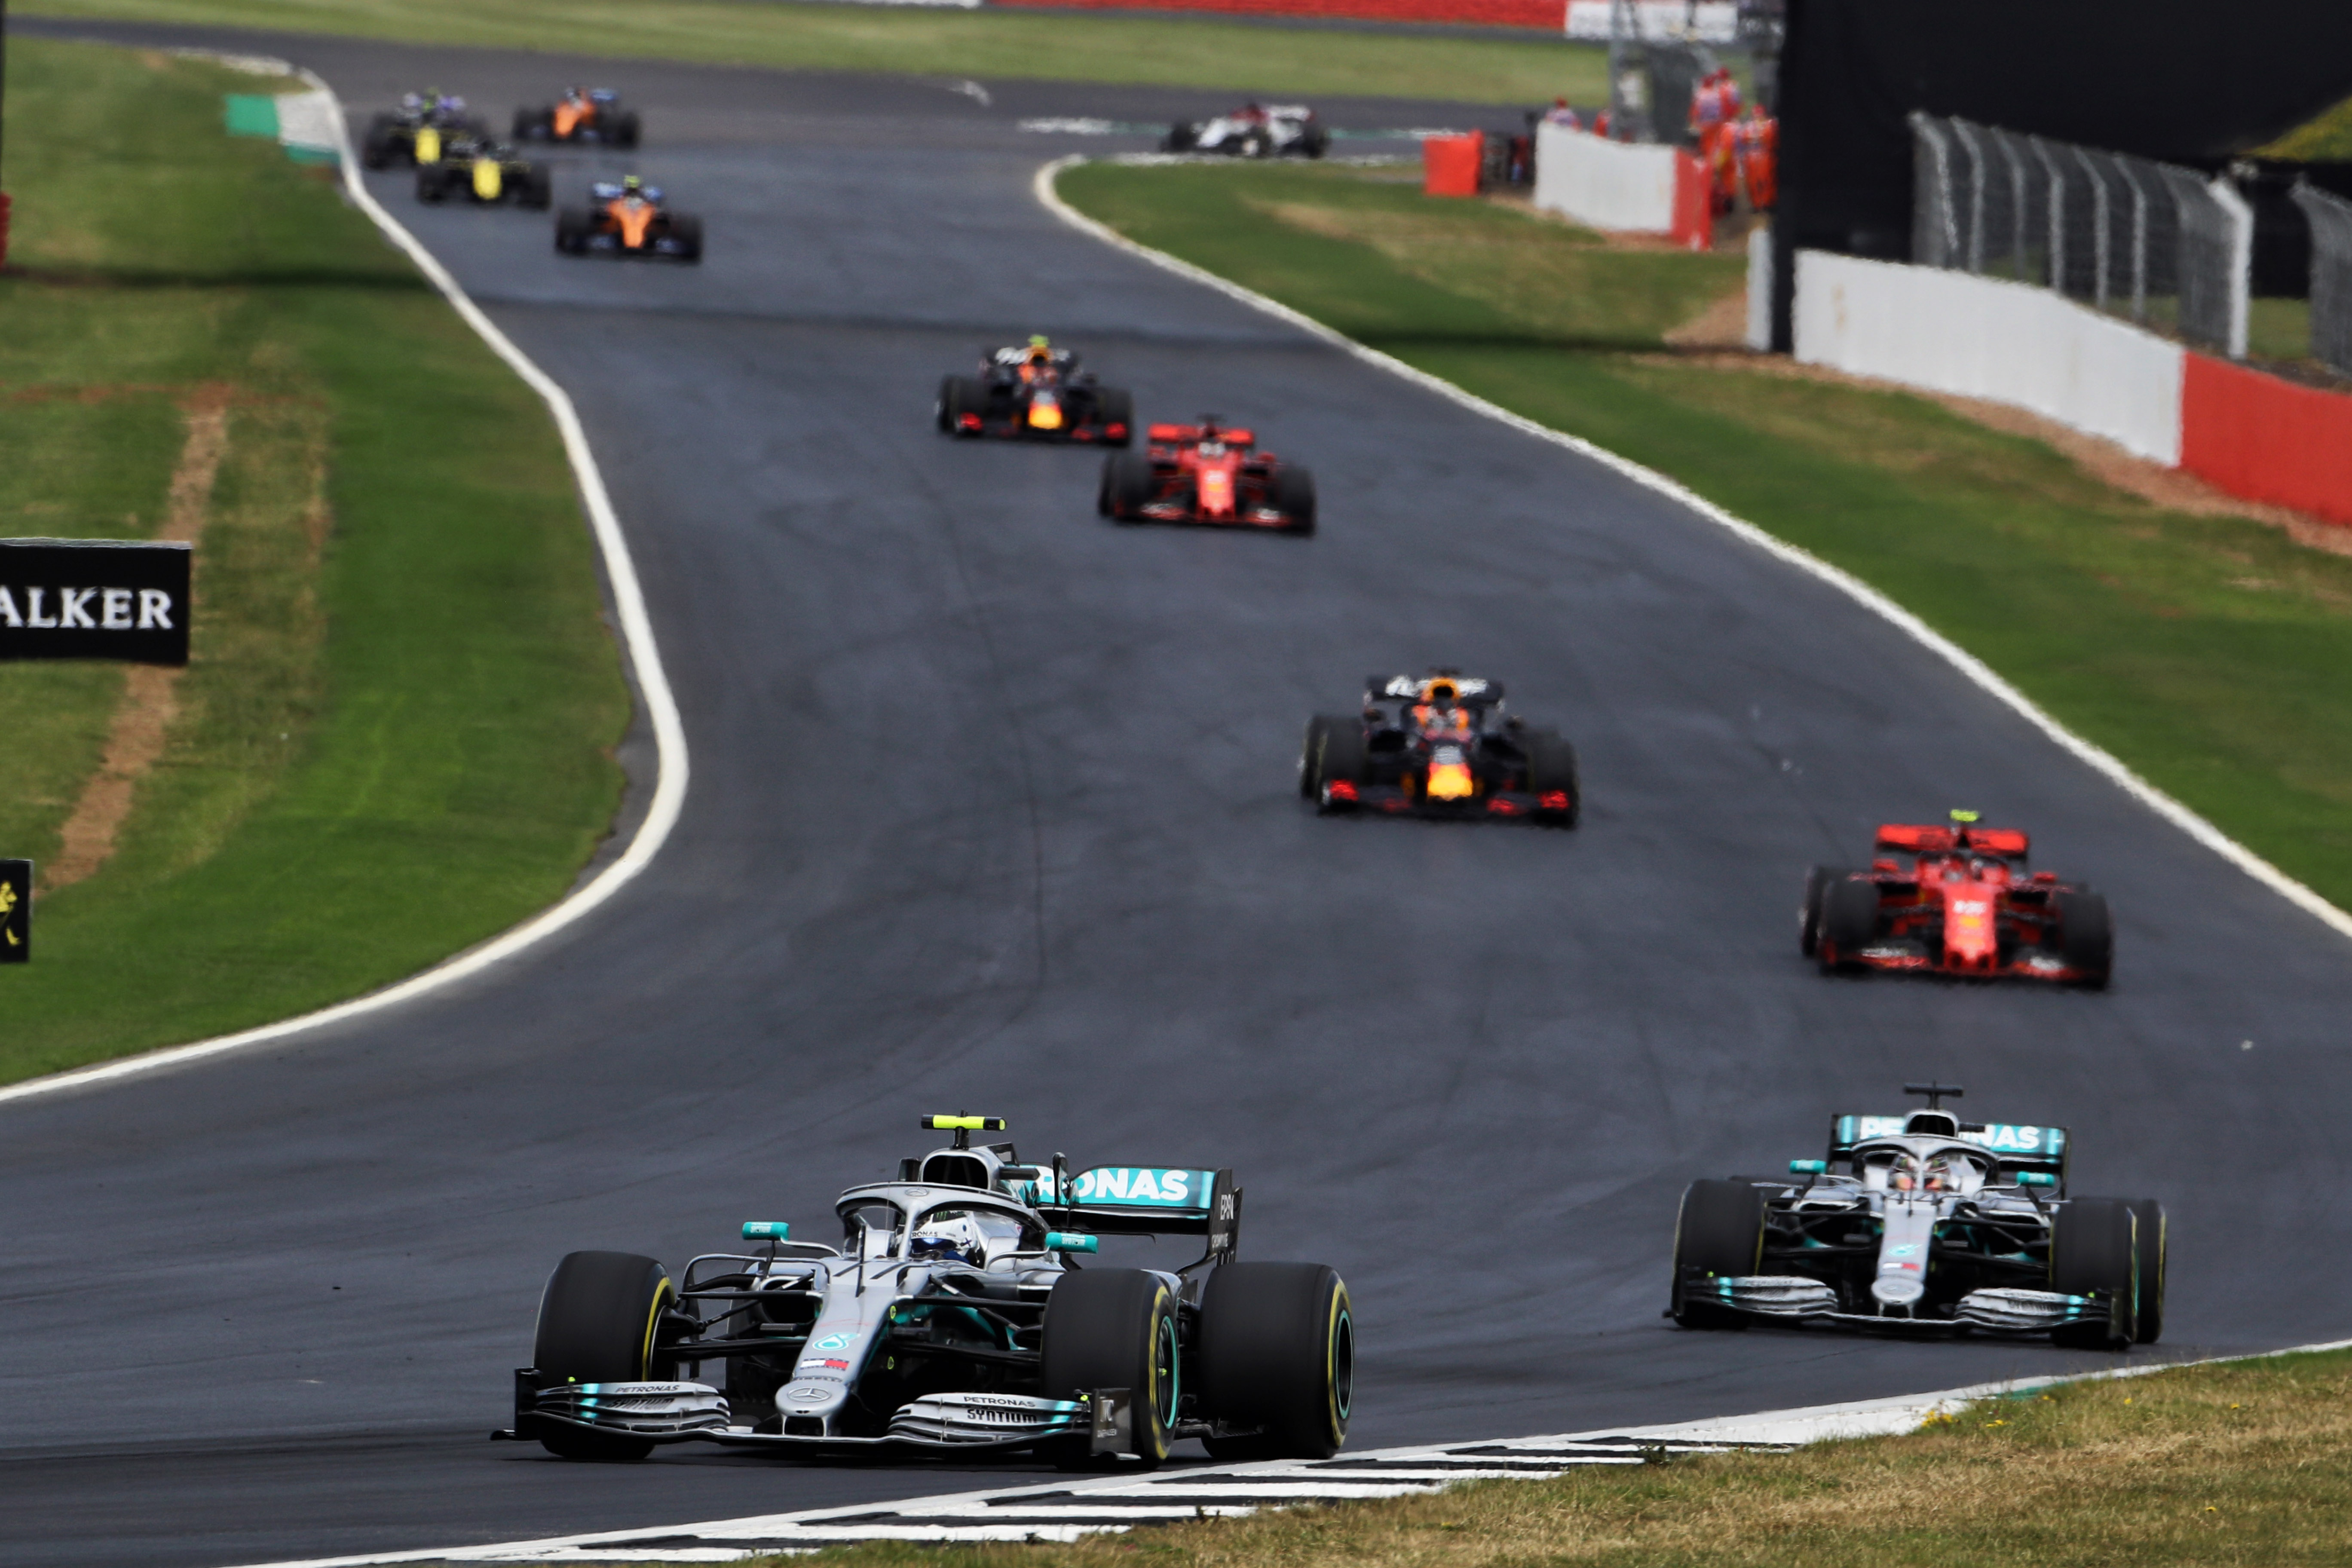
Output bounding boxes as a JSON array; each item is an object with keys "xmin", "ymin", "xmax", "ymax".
[
  {"xmin": 1669, "ymin": 1085, "xmax": 2165, "ymax": 1348},
  {"xmin": 502, "ymin": 1116, "xmax": 1354, "ymax": 1466}
]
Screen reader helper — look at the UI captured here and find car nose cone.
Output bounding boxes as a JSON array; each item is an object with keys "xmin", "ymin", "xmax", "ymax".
[{"xmin": 1871, "ymin": 1275, "xmax": 1925, "ymax": 1306}]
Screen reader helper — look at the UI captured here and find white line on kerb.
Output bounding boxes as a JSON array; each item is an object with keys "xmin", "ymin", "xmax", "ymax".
[
  {"xmin": 0, "ymin": 73, "xmax": 690, "ymax": 1110},
  {"xmin": 1032, "ymin": 152, "xmax": 2352, "ymax": 950}
]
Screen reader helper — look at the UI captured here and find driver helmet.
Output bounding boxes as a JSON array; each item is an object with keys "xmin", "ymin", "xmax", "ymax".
[
  {"xmin": 621, "ymin": 175, "xmax": 645, "ymax": 196},
  {"xmin": 1424, "ymin": 679, "xmax": 1460, "ymax": 704},
  {"xmin": 908, "ymin": 1214, "xmax": 989, "ymax": 1267},
  {"xmin": 1025, "ymin": 335, "xmax": 1054, "ymax": 364}
]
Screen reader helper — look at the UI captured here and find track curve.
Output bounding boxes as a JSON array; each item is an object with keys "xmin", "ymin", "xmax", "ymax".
[{"xmin": 6, "ymin": 24, "xmax": 2352, "ymax": 1568}]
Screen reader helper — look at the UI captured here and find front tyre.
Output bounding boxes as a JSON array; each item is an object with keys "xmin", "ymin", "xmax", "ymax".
[
  {"xmin": 1671, "ymin": 1179, "xmax": 1763, "ymax": 1329},
  {"xmin": 532, "ymin": 1250, "xmax": 676, "ymax": 1461},
  {"xmin": 1271, "ymin": 466, "xmax": 1317, "ymax": 534},
  {"xmin": 1041, "ymin": 1269, "xmax": 1179, "ymax": 1467},
  {"xmin": 1197, "ymin": 1262, "xmax": 1352, "ymax": 1461},
  {"xmin": 1102, "ymin": 451, "xmax": 1155, "ymax": 519},
  {"xmin": 1817, "ymin": 876, "xmax": 1880, "ymax": 973},
  {"xmin": 1525, "ymin": 730, "xmax": 1580, "ymax": 826},
  {"xmin": 1799, "ymin": 865, "xmax": 1847, "ymax": 956},
  {"xmin": 2051, "ymin": 1197, "xmax": 2139, "ymax": 1349}
]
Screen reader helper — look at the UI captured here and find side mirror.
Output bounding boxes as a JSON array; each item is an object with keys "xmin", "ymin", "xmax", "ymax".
[
  {"xmin": 2016, "ymin": 1171, "xmax": 2057, "ymax": 1188},
  {"xmin": 1044, "ymin": 1232, "xmax": 1099, "ymax": 1254},
  {"xmin": 1788, "ymin": 1159, "xmax": 1828, "ymax": 1175},
  {"xmin": 741, "ymin": 1220, "xmax": 790, "ymax": 1241}
]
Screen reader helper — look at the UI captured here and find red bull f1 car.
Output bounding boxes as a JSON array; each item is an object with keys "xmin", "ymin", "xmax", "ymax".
[
  {"xmin": 1163, "ymin": 103, "xmax": 1329, "ymax": 159},
  {"xmin": 1801, "ymin": 811, "xmax": 2112, "ymax": 987},
  {"xmin": 556, "ymin": 181, "xmax": 702, "ymax": 263},
  {"xmin": 1098, "ymin": 420, "xmax": 1315, "ymax": 534},
  {"xmin": 937, "ymin": 340, "xmax": 1133, "ymax": 445},
  {"xmin": 499, "ymin": 1115, "xmax": 1354, "ymax": 1467},
  {"xmin": 1671, "ymin": 1084, "xmax": 2165, "ymax": 1348},
  {"xmin": 415, "ymin": 136, "xmax": 551, "ymax": 208},
  {"xmin": 1300, "ymin": 671, "xmax": 1579, "ymax": 824},
  {"xmin": 515, "ymin": 87, "xmax": 641, "ymax": 147}
]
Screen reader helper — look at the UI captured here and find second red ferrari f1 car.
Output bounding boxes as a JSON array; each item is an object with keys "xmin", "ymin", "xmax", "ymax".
[
  {"xmin": 1301, "ymin": 671, "xmax": 1579, "ymax": 824},
  {"xmin": 1801, "ymin": 811, "xmax": 2112, "ymax": 986},
  {"xmin": 1098, "ymin": 420, "xmax": 1314, "ymax": 534}
]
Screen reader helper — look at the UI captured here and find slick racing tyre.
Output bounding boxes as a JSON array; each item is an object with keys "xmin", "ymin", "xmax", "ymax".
[
  {"xmin": 519, "ymin": 166, "xmax": 553, "ymax": 210},
  {"xmin": 2050, "ymin": 1197, "xmax": 2139, "ymax": 1348},
  {"xmin": 554, "ymin": 207, "xmax": 594, "ymax": 255},
  {"xmin": 1816, "ymin": 876, "xmax": 1880, "ymax": 973},
  {"xmin": 944, "ymin": 376, "xmax": 990, "ymax": 439},
  {"xmin": 1272, "ymin": 466, "xmax": 1317, "ymax": 535},
  {"xmin": 1163, "ymin": 120, "xmax": 1198, "ymax": 153},
  {"xmin": 1041, "ymin": 1269, "xmax": 1180, "ymax": 1468},
  {"xmin": 1197, "ymin": 1262, "xmax": 1353, "ymax": 1461},
  {"xmin": 1313, "ymin": 721, "xmax": 1365, "ymax": 812},
  {"xmin": 1101, "ymin": 452, "xmax": 1155, "ymax": 519},
  {"xmin": 2055, "ymin": 889, "xmax": 2113, "ymax": 989},
  {"xmin": 1671, "ymin": 1179, "xmax": 1763, "ymax": 1329},
  {"xmin": 415, "ymin": 167, "xmax": 449, "ymax": 204},
  {"xmin": 514, "ymin": 107, "xmax": 552, "ymax": 141},
  {"xmin": 613, "ymin": 110, "xmax": 643, "ymax": 148},
  {"xmin": 667, "ymin": 214, "xmax": 705, "ymax": 264},
  {"xmin": 1299, "ymin": 715, "xmax": 1356, "ymax": 799},
  {"xmin": 1096, "ymin": 386, "xmax": 1136, "ymax": 447},
  {"xmin": 532, "ymin": 1250, "xmax": 677, "ymax": 1460},
  {"xmin": 2126, "ymin": 1197, "xmax": 2167, "ymax": 1343},
  {"xmin": 1526, "ymin": 730, "xmax": 1580, "ymax": 827},
  {"xmin": 362, "ymin": 114, "xmax": 399, "ymax": 170},
  {"xmin": 1799, "ymin": 865, "xmax": 1849, "ymax": 957}
]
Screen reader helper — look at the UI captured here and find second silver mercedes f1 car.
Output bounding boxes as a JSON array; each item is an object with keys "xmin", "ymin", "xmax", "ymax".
[
  {"xmin": 1670, "ymin": 1085, "xmax": 2165, "ymax": 1348},
  {"xmin": 503, "ymin": 1115, "xmax": 1354, "ymax": 1466}
]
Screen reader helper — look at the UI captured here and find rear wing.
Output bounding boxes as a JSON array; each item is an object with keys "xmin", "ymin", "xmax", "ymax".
[
  {"xmin": 1145, "ymin": 423, "xmax": 1254, "ymax": 447},
  {"xmin": 1038, "ymin": 1165, "xmax": 1242, "ymax": 1261},
  {"xmin": 1874, "ymin": 823, "xmax": 2030, "ymax": 858},
  {"xmin": 1829, "ymin": 1114, "xmax": 2069, "ymax": 1182},
  {"xmin": 1369, "ymin": 674, "xmax": 1502, "ymax": 703}
]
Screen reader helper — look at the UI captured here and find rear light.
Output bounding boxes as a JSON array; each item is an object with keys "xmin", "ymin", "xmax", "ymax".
[
  {"xmin": 958, "ymin": 413, "xmax": 981, "ymax": 430},
  {"xmin": 1105, "ymin": 423, "xmax": 1127, "ymax": 439},
  {"xmin": 1485, "ymin": 798, "xmax": 1522, "ymax": 815},
  {"xmin": 1325, "ymin": 781, "xmax": 1358, "ymax": 802},
  {"xmin": 1538, "ymin": 790, "xmax": 1570, "ymax": 810}
]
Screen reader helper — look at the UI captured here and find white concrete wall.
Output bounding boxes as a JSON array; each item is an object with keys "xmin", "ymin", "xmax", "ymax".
[
  {"xmin": 1534, "ymin": 122, "xmax": 1678, "ymax": 235},
  {"xmin": 1564, "ymin": 0, "xmax": 1736, "ymax": 43},
  {"xmin": 1792, "ymin": 251, "xmax": 2187, "ymax": 466},
  {"xmin": 1745, "ymin": 224, "xmax": 1773, "ymax": 352}
]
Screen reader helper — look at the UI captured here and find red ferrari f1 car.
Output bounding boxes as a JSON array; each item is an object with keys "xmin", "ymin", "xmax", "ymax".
[
  {"xmin": 1802, "ymin": 812, "xmax": 2112, "ymax": 987},
  {"xmin": 1098, "ymin": 420, "xmax": 1315, "ymax": 534}
]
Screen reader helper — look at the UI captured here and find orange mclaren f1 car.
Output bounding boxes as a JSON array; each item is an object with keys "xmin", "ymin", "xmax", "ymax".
[
  {"xmin": 515, "ymin": 87, "xmax": 641, "ymax": 147},
  {"xmin": 1301, "ymin": 671, "xmax": 1579, "ymax": 824},
  {"xmin": 1802, "ymin": 812, "xmax": 2112, "ymax": 986},
  {"xmin": 1098, "ymin": 419, "xmax": 1315, "ymax": 534},
  {"xmin": 555, "ymin": 180, "xmax": 702, "ymax": 263}
]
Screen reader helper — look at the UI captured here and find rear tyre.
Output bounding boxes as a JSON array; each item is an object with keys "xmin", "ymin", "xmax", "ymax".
[
  {"xmin": 514, "ymin": 108, "xmax": 550, "ymax": 141},
  {"xmin": 1271, "ymin": 466, "xmax": 1317, "ymax": 534},
  {"xmin": 1525, "ymin": 730, "xmax": 1580, "ymax": 827},
  {"xmin": 614, "ymin": 111, "xmax": 643, "ymax": 148},
  {"xmin": 415, "ymin": 167, "xmax": 447, "ymax": 204},
  {"xmin": 1096, "ymin": 386, "xmax": 1135, "ymax": 447},
  {"xmin": 1102, "ymin": 451, "xmax": 1155, "ymax": 519},
  {"xmin": 945, "ymin": 375, "xmax": 990, "ymax": 439},
  {"xmin": 519, "ymin": 167, "xmax": 553, "ymax": 210},
  {"xmin": 1197, "ymin": 1262, "xmax": 1352, "ymax": 1461},
  {"xmin": 2125, "ymin": 1198, "xmax": 2167, "ymax": 1344},
  {"xmin": 2055, "ymin": 889, "xmax": 2113, "ymax": 989},
  {"xmin": 1040, "ymin": 1269, "xmax": 1179, "ymax": 1468},
  {"xmin": 1300, "ymin": 715, "xmax": 1354, "ymax": 799},
  {"xmin": 362, "ymin": 115, "xmax": 398, "ymax": 170},
  {"xmin": 2051, "ymin": 1197, "xmax": 2139, "ymax": 1348},
  {"xmin": 1799, "ymin": 866, "xmax": 1847, "ymax": 957},
  {"xmin": 1817, "ymin": 876, "xmax": 1880, "ymax": 973},
  {"xmin": 532, "ymin": 1250, "xmax": 675, "ymax": 1460},
  {"xmin": 1671, "ymin": 1179, "xmax": 1764, "ymax": 1329},
  {"xmin": 555, "ymin": 206, "xmax": 593, "ymax": 254},
  {"xmin": 668, "ymin": 214, "xmax": 704, "ymax": 263},
  {"xmin": 1163, "ymin": 121, "xmax": 1197, "ymax": 153}
]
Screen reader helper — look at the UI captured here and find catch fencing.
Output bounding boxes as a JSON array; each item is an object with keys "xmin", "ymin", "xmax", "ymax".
[
  {"xmin": 2292, "ymin": 182, "xmax": 2352, "ymax": 377},
  {"xmin": 1909, "ymin": 112, "xmax": 2249, "ymax": 359}
]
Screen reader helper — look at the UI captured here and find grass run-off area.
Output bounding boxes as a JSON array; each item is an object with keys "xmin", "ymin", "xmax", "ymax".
[
  {"xmin": 749, "ymin": 1349, "xmax": 2352, "ymax": 1568},
  {"xmin": 0, "ymin": 37, "xmax": 627, "ymax": 1084},
  {"xmin": 16, "ymin": 0, "xmax": 1607, "ymax": 106},
  {"xmin": 1058, "ymin": 160, "xmax": 2352, "ymax": 912}
]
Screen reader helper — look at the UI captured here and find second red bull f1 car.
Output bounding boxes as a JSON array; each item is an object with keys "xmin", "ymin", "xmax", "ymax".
[
  {"xmin": 1802, "ymin": 811, "xmax": 2112, "ymax": 986},
  {"xmin": 1671, "ymin": 1084, "xmax": 2165, "ymax": 1348},
  {"xmin": 500, "ymin": 1115, "xmax": 1353, "ymax": 1467},
  {"xmin": 1098, "ymin": 420, "xmax": 1315, "ymax": 534},
  {"xmin": 1300, "ymin": 671, "xmax": 1579, "ymax": 824},
  {"xmin": 937, "ymin": 339, "xmax": 1133, "ymax": 445}
]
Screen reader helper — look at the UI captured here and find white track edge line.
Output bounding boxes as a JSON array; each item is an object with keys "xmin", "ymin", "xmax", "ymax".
[
  {"xmin": 224, "ymin": 1336, "xmax": 2352, "ymax": 1568},
  {"xmin": 0, "ymin": 71, "xmax": 689, "ymax": 1109},
  {"xmin": 1032, "ymin": 153, "xmax": 2352, "ymax": 949}
]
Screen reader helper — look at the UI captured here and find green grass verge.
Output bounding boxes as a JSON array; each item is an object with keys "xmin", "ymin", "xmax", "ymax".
[
  {"xmin": 748, "ymin": 1348, "xmax": 2352, "ymax": 1568},
  {"xmin": 2258, "ymin": 94, "xmax": 2352, "ymax": 161},
  {"xmin": 1058, "ymin": 160, "xmax": 2352, "ymax": 910},
  {"xmin": 0, "ymin": 37, "xmax": 628, "ymax": 1083},
  {"xmin": 15, "ymin": 0, "xmax": 1607, "ymax": 106}
]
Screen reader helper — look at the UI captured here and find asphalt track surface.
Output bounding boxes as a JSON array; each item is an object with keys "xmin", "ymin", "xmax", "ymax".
[{"xmin": 9, "ymin": 22, "xmax": 2352, "ymax": 1568}]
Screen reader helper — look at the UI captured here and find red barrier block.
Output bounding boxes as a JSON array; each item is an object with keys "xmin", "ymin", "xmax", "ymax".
[
  {"xmin": 1671, "ymin": 150, "xmax": 1712, "ymax": 251},
  {"xmin": 1424, "ymin": 132, "xmax": 1484, "ymax": 198},
  {"xmin": 2180, "ymin": 353, "xmax": 2352, "ymax": 529}
]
